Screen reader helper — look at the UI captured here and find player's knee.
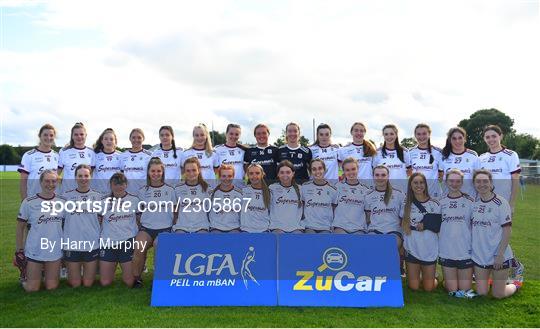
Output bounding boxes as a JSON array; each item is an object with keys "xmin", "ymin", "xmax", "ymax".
[
  {"xmin": 492, "ymin": 290, "xmax": 507, "ymax": 299},
  {"xmin": 45, "ymin": 281, "xmax": 59, "ymax": 290},
  {"xmin": 407, "ymin": 282, "xmax": 420, "ymax": 291},
  {"xmin": 68, "ymin": 278, "xmax": 81, "ymax": 288},
  {"xmin": 24, "ymin": 282, "xmax": 40, "ymax": 292},
  {"xmin": 82, "ymin": 279, "xmax": 94, "ymax": 288},
  {"xmin": 100, "ymin": 278, "xmax": 113, "ymax": 286}
]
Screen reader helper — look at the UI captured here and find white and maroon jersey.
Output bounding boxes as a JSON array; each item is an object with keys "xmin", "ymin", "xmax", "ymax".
[
  {"xmin": 400, "ymin": 199, "xmax": 440, "ymax": 262},
  {"xmin": 301, "ymin": 181, "xmax": 338, "ymax": 231},
  {"xmin": 439, "ymin": 194, "xmax": 474, "ymax": 260},
  {"xmin": 479, "ymin": 148, "xmax": 521, "ymax": 202},
  {"xmin": 332, "ymin": 181, "xmax": 371, "ymax": 232},
  {"xmin": 17, "ymin": 194, "xmax": 65, "ymax": 261},
  {"xmin": 181, "ymin": 147, "xmax": 220, "ymax": 182},
  {"xmin": 338, "ymin": 143, "xmax": 375, "ymax": 187},
  {"xmin": 471, "ymin": 194, "xmax": 514, "ymax": 266},
  {"xmin": 374, "ymin": 147, "xmax": 411, "ymax": 193},
  {"xmin": 58, "ymin": 146, "xmax": 95, "ymax": 193},
  {"xmin": 121, "ymin": 149, "xmax": 152, "ymax": 194},
  {"xmin": 268, "ymin": 183, "xmax": 304, "ymax": 232},
  {"xmin": 174, "ymin": 183, "xmax": 211, "ymax": 233},
  {"xmin": 309, "ymin": 144, "xmax": 340, "ymax": 181},
  {"xmin": 365, "ymin": 188, "xmax": 405, "ymax": 234},
  {"xmin": 151, "ymin": 147, "xmax": 183, "ymax": 186},
  {"xmin": 409, "ymin": 145, "xmax": 443, "ymax": 199},
  {"xmin": 61, "ymin": 188, "xmax": 102, "ymax": 251},
  {"xmin": 18, "ymin": 148, "xmax": 59, "ymax": 197},
  {"xmin": 137, "ymin": 184, "xmax": 176, "ymax": 230},
  {"xmin": 100, "ymin": 193, "xmax": 140, "ymax": 242},
  {"xmin": 90, "ymin": 150, "xmax": 122, "ymax": 195},
  {"xmin": 240, "ymin": 185, "xmax": 270, "ymax": 233},
  {"xmin": 208, "ymin": 186, "xmax": 243, "ymax": 231},
  {"xmin": 440, "ymin": 150, "xmax": 480, "ymax": 198},
  {"xmin": 214, "ymin": 144, "xmax": 246, "ymax": 182}
]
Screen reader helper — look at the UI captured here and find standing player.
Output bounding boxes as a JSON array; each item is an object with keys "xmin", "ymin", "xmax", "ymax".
[
  {"xmin": 15, "ymin": 170, "xmax": 64, "ymax": 292},
  {"xmin": 374, "ymin": 124, "xmax": 411, "ymax": 193},
  {"xmin": 181, "ymin": 124, "xmax": 220, "ymax": 184},
  {"xmin": 99, "ymin": 172, "xmax": 141, "ymax": 287},
  {"xmin": 91, "ymin": 128, "xmax": 122, "ymax": 195},
  {"xmin": 440, "ymin": 127, "xmax": 480, "ymax": 198},
  {"xmin": 121, "ymin": 128, "xmax": 152, "ymax": 194},
  {"xmin": 338, "ymin": 122, "xmax": 377, "ymax": 187},
  {"xmin": 332, "ymin": 158, "xmax": 371, "ymax": 234},
  {"xmin": 241, "ymin": 164, "xmax": 271, "ymax": 233},
  {"xmin": 62, "ymin": 164, "xmax": 102, "ymax": 288},
  {"xmin": 365, "ymin": 165, "xmax": 405, "ymax": 271},
  {"xmin": 277, "ymin": 122, "xmax": 312, "ymax": 183},
  {"xmin": 471, "ymin": 169, "xmax": 521, "ymax": 299},
  {"xmin": 18, "ymin": 124, "xmax": 59, "ymax": 200},
  {"xmin": 214, "ymin": 124, "xmax": 247, "ymax": 187},
  {"xmin": 400, "ymin": 173, "xmax": 440, "ymax": 292},
  {"xmin": 409, "ymin": 123, "xmax": 443, "ymax": 199},
  {"xmin": 173, "ymin": 157, "xmax": 211, "ymax": 233},
  {"xmin": 480, "ymin": 124, "xmax": 524, "ymax": 280},
  {"xmin": 439, "ymin": 169, "xmax": 475, "ymax": 297},
  {"xmin": 58, "ymin": 122, "xmax": 95, "ymax": 194},
  {"xmin": 209, "ymin": 164, "xmax": 243, "ymax": 232},
  {"xmin": 309, "ymin": 124, "xmax": 340, "ymax": 183},
  {"xmin": 132, "ymin": 157, "xmax": 176, "ymax": 288},
  {"xmin": 269, "ymin": 160, "xmax": 304, "ymax": 233},
  {"xmin": 152, "ymin": 126, "xmax": 183, "ymax": 186},
  {"xmin": 302, "ymin": 159, "xmax": 338, "ymax": 233},
  {"xmin": 243, "ymin": 124, "xmax": 280, "ymax": 183}
]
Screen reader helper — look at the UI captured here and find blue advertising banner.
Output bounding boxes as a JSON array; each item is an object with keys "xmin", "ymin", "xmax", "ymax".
[
  {"xmin": 277, "ymin": 234, "xmax": 404, "ymax": 308},
  {"xmin": 151, "ymin": 233, "xmax": 278, "ymax": 306}
]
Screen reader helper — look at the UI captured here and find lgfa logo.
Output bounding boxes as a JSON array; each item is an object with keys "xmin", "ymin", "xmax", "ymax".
[
  {"xmin": 293, "ymin": 247, "xmax": 388, "ymax": 292},
  {"xmin": 170, "ymin": 246, "xmax": 258, "ymax": 289}
]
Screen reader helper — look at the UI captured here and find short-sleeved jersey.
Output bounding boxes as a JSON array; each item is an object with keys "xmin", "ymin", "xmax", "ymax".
[
  {"xmin": 440, "ymin": 150, "xmax": 480, "ymax": 198},
  {"xmin": 18, "ymin": 148, "xmax": 59, "ymax": 197},
  {"xmin": 337, "ymin": 143, "xmax": 375, "ymax": 187},
  {"xmin": 91, "ymin": 150, "xmax": 122, "ymax": 194},
  {"xmin": 62, "ymin": 189, "xmax": 102, "ymax": 251},
  {"xmin": 100, "ymin": 193, "xmax": 140, "ymax": 242},
  {"xmin": 365, "ymin": 188, "xmax": 405, "ymax": 234},
  {"xmin": 17, "ymin": 194, "xmax": 65, "ymax": 261},
  {"xmin": 471, "ymin": 194, "xmax": 514, "ymax": 266},
  {"xmin": 409, "ymin": 146, "xmax": 443, "ymax": 199},
  {"xmin": 120, "ymin": 149, "xmax": 152, "ymax": 194},
  {"xmin": 400, "ymin": 199, "xmax": 440, "ymax": 262},
  {"xmin": 269, "ymin": 183, "xmax": 304, "ymax": 232},
  {"xmin": 240, "ymin": 185, "xmax": 270, "ymax": 233},
  {"xmin": 214, "ymin": 144, "xmax": 246, "ymax": 181},
  {"xmin": 58, "ymin": 146, "xmax": 95, "ymax": 193},
  {"xmin": 137, "ymin": 184, "xmax": 176, "ymax": 230},
  {"xmin": 439, "ymin": 194, "xmax": 474, "ymax": 260},
  {"xmin": 332, "ymin": 181, "xmax": 371, "ymax": 232},
  {"xmin": 373, "ymin": 147, "xmax": 411, "ymax": 192},
  {"xmin": 151, "ymin": 147, "xmax": 183, "ymax": 186},
  {"xmin": 301, "ymin": 181, "xmax": 338, "ymax": 230},
  {"xmin": 208, "ymin": 186, "xmax": 243, "ymax": 231},
  {"xmin": 277, "ymin": 145, "xmax": 313, "ymax": 182},
  {"xmin": 174, "ymin": 183, "xmax": 211, "ymax": 232},
  {"xmin": 309, "ymin": 145, "xmax": 340, "ymax": 181},
  {"xmin": 479, "ymin": 148, "xmax": 521, "ymax": 202},
  {"xmin": 243, "ymin": 145, "xmax": 280, "ymax": 182},
  {"xmin": 181, "ymin": 147, "xmax": 220, "ymax": 182}
]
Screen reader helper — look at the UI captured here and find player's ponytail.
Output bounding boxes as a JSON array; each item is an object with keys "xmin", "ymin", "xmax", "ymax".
[
  {"xmin": 442, "ymin": 127, "xmax": 467, "ymax": 160},
  {"xmin": 350, "ymin": 122, "xmax": 376, "ymax": 157}
]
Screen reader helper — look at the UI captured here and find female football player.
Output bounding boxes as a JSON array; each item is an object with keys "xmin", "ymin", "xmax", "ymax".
[
  {"xmin": 243, "ymin": 124, "xmax": 280, "ymax": 182},
  {"xmin": 269, "ymin": 160, "xmax": 304, "ymax": 233},
  {"xmin": 409, "ymin": 123, "xmax": 443, "ymax": 199},
  {"xmin": 302, "ymin": 159, "xmax": 338, "ymax": 233},
  {"xmin": 209, "ymin": 164, "xmax": 243, "ymax": 232},
  {"xmin": 241, "ymin": 164, "xmax": 271, "ymax": 232},
  {"xmin": 373, "ymin": 124, "xmax": 411, "ymax": 193},
  {"xmin": 338, "ymin": 122, "xmax": 377, "ymax": 187},
  {"xmin": 309, "ymin": 124, "xmax": 340, "ymax": 182},
  {"xmin": 277, "ymin": 123, "xmax": 312, "ymax": 183},
  {"xmin": 214, "ymin": 124, "xmax": 247, "ymax": 187},
  {"xmin": 121, "ymin": 128, "xmax": 152, "ymax": 194},
  {"xmin": 58, "ymin": 122, "xmax": 95, "ymax": 193},
  {"xmin": 151, "ymin": 126, "xmax": 183, "ymax": 186},
  {"xmin": 91, "ymin": 128, "xmax": 122, "ymax": 194},
  {"xmin": 181, "ymin": 124, "xmax": 220, "ymax": 183}
]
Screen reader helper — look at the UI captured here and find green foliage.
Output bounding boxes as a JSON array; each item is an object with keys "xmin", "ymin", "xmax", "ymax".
[
  {"xmin": 209, "ymin": 130, "xmax": 226, "ymax": 146},
  {"xmin": 458, "ymin": 108, "xmax": 515, "ymax": 154},
  {"xmin": 274, "ymin": 129, "xmax": 310, "ymax": 147},
  {"xmin": 400, "ymin": 137, "xmax": 417, "ymax": 149},
  {"xmin": 0, "ymin": 145, "xmax": 21, "ymax": 165},
  {"xmin": 504, "ymin": 133, "xmax": 540, "ymax": 160}
]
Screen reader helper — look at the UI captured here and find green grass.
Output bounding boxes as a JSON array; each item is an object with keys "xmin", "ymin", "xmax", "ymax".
[{"xmin": 1, "ymin": 172, "xmax": 539, "ymax": 327}]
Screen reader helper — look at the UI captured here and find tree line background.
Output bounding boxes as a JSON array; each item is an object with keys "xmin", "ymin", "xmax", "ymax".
[{"xmin": 1, "ymin": 108, "xmax": 539, "ymax": 165}]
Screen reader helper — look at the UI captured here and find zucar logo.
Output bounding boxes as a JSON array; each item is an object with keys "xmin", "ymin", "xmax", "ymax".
[
  {"xmin": 169, "ymin": 246, "xmax": 258, "ymax": 289},
  {"xmin": 293, "ymin": 247, "xmax": 388, "ymax": 292}
]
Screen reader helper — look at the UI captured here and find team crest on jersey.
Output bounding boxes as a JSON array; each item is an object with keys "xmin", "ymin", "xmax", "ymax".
[
  {"xmin": 165, "ymin": 153, "xmax": 169, "ymax": 158},
  {"xmin": 298, "ymin": 153, "xmax": 303, "ymax": 159},
  {"xmin": 268, "ymin": 149, "xmax": 272, "ymax": 154},
  {"xmin": 229, "ymin": 150, "xmax": 235, "ymax": 156},
  {"xmin": 107, "ymin": 156, "xmax": 112, "ymax": 161}
]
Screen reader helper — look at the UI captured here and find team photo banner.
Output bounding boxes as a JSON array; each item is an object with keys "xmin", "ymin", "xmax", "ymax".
[
  {"xmin": 151, "ymin": 233, "xmax": 278, "ymax": 306},
  {"xmin": 278, "ymin": 234, "xmax": 404, "ymax": 308}
]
